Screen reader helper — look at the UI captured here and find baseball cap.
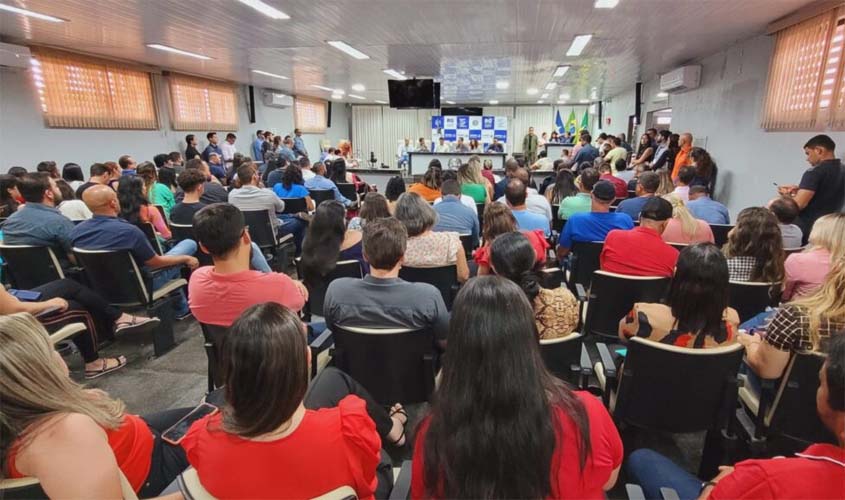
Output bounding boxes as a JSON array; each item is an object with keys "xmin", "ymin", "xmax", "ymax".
[
  {"xmin": 592, "ymin": 180, "xmax": 616, "ymax": 202},
  {"xmin": 640, "ymin": 197, "xmax": 674, "ymax": 221}
]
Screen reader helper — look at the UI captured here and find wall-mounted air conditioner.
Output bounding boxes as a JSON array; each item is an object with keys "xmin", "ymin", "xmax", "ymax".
[
  {"xmin": 659, "ymin": 65, "xmax": 701, "ymax": 93},
  {"xmin": 262, "ymin": 92, "xmax": 293, "ymax": 108},
  {"xmin": 0, "ymin": 43, "xmax": 31, "ymax": 70}
]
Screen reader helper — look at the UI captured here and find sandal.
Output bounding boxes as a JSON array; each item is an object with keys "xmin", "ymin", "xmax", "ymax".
[
  {"xmin": 115, "ymin": 316, "xmax": 160, "ymax": 335},
  {"xmin": 387, "ymin": 404, "xmax": 408, "ymax": 447},
  {"xmin": 85, "ymin": 356, "xmax": 127, "ymax": 379},
  {"xmin": 389, "ymin": 405, "xmax": 408, "ymax": 424},
  {"xmin": 388, "ymin": 426, "xmax": 406, "ymax": 447}
]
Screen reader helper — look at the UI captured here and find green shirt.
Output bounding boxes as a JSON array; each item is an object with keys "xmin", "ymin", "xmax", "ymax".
[
  {"xmin": 558, "ymin": 193, "xmax": 592, "ymax": 220},
  {"xmin": 604, "ymin": 147, "xmax": 628, "ymax": 172},
  {"xmin": 149, "ymin": 182, "xmax": 176, "ymax": 218},
  {"xmin": 461, "ymin": 183, "xmax": 487, "ymax": 203}
]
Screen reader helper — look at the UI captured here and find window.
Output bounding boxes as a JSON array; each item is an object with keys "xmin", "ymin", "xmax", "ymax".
[
  {"xmin": 30, "ymin": 48, "xmax": 158, "ymax": 129},
  {"xmin": 762, "ymin": 6, "xmax": 845, "ymax": 131},
  {"xmin": 168, "ymin": 74, "xmax": 239, "ymax": 131},
  {"xmin": 294, "ymin": 96, "xmax": 328, "ymax": 133}
]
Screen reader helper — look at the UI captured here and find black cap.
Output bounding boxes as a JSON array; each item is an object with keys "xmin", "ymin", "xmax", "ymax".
[
  {"xmin": 592, "ymin": 180, "xmax": 616, "ymax": 202},
  {"xmin": 640, "ymin": 197, "xmax": 673, "ymax": 221}
]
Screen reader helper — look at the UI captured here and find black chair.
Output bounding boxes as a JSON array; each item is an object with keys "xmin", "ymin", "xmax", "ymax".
[
  {"xmin": 336, "ymin": 183, "xmax": 358, "ymax": 203},
  {"xmin": 199, "ymin": 322, "xmax": 228, "ymax": 393},
  {"xmin": 728, "ymin": 281, "xmax": 780, "ymax": 323},
  {"xmin": 458, "ymin": 234, "xmax": 475, "ymax": 260},
  {"xmin": 583, "ymin": 271, "xmax": 671, "ymax": 340},
  {"xmin": 281, "ymin": 197, "xmax": 308, "ymax": 214},
  {"xmin": 567, "ymin": 241, "xmax": 604, "ymax": 293},
  {"xmin": 0, "ymin": 477, "xmax": 47, "ymax": 499},
  {"xmin": 668, "ymin": 242, "xmax": 689, "ymax": 252},
  {"xmin": 309, "ymin": 189, "xmax": 336, "ymax": 207},
  {"xmin": 399, "ymin": 265, "xmax": 458, "ymax": 310},
  {"xmin": 72, "ymin": 248, "xmax": 186, "ymax": 356},
  {"xmin": 0, "ymin": 244, "xmax": 66, "ymax": 289},
  {"xmin": 551, "ymin": 205, "xmax": 565, "ymax": 233},
  {"xmin": 169, "ymin": 222, "xmax": 213, "ymax": 266},
  {"xmin": 627, "ymin": 190, "xmax": 637, "ymax": 198},
  {"xmin": 710, "ymin": 224, "xmax": 734, "ymax": 248},
  {"xmin": 539, "ymin": 333, "xmax": 591, "ymax": 387},
  {"xmin": 297, "ymin": 259, "xmax": 363, "ymax": 318},
  {"xmin": 475, "ymin": 202, "xmax": 485, "ymax": 231},
  {"xmin": 153, "ymin": 204, "xmax": 169, "ymax": 227},
  {"xmin": 330, "ymin": 324, "xmax": 436, "ymax": 405},
  {"xmin": 538, "ymin": 266, "xmax": 565, "ymax": 289},
  {"xmin": 242, "ymin": 210, "xmax": 295, "ymax": 272},
  {"xmin": 595, "ymin": 337, "xmax": 744, "ymax": 478},
  {"xmin": 784, "ymin": 247, "xmax": 805, "ymax": 258},
  {"xmin": 137, "ymin": 222, "xmax": 164, "ymax": 255}
]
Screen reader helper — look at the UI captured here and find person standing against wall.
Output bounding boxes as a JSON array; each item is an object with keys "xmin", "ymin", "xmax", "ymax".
[{"xmin": 523, "ymin": 126, "xmax": 538, "ymax": 165}]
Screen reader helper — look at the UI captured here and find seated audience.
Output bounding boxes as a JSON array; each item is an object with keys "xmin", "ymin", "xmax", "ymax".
[
  {"xmin": 272, "ymin": 164, "xmax": 315, "ymax": 212},
  {"xmin": 36, "ymin": 160, "xmax": 60, "ymax": 179},
  {"xmin": 490, "ymin": 232, "xmax": 578, "ymax": 339},
  {"xmin": 55, "ymin": 180, "xmax": 92, "ymax": 221},
  {"xmin": 481, "ymin": 158, "xmax": 497, "ymax": 185},
  {"xmin": 206, "ymin": 152, "xmax": 227, "ymax": 181},
  {"xmin": 7, "ymin": 166, "xmax": 28, "ymax": 177},
  {"xmin": 0, "ymin": 313, "xmax": 188, "ymax": 497},
  {"xmin": 188, "ymin": 203, "xmax": 306, "ymax": 326},
  {"xmin": 170, "ymin": 169, "xmax": 208, "ymax": 225},
  {"xmin": 630, "ymin": 133, "xmax": 654, "ymax": 167},
  {"xmin": 616, "ymin": 171, "xmax": 659, "ymax": 220},
  {"xmin": 597, "ymin": 161, "xmax": 628, "ymax": 199},
  {"xmin": 496, "ymin": 167, "xmax": 553, "ymax": 220},
  {"xmin": 263, "ymin": 157, "xmax": 287, "ymax": 188},
  {"xmin": 494, "ymin": 159, "xmax": 519, "ymax": 199},
  {"xmin": 545, "ymin": 168, "xmax": 578, "ymax": 205},
  {"xmin": 434, "ymin": 171, "xmax": 476, "ymax": 212},
  {"xmin": 384, "ymin": 175, "xmax": 406, "ymax": 213},
  {"xmin": 300, "ymin": 200, "xmax": 368, "ymax": 287},
  {"xmin": 661, "ymin": 193, "xmax": 715, "ymax": 244},
  {"xmin": 504, "ymin": 178, "xmax": 551, "ymax": 237},
  {"xmin": 571, "ymin": 133, "xmax": 600, "ymax": 165},
  {"xmin": 72, "ymin": 185, "xmax": 198, "ymax": 319},
  {"xmin": 474, "ymin": 203, "xmax": 549, "ymax": 276},
  {"xmin": 673, "ymin": 166, "xmax": 695, "ymax": 202},
  {"xmin": 601, "ymin": 197, "xmax": 679, "ymax": 278},
  {"xmin": 395, "ymin": 193, "xmax": 469, "ymax": 282},
  {"xmin": 118, "ymin": 155, "xmax": 137, "ymax": 176},
  {"xmin": 615, "ymin": 159, "xmax": 636, "ymax": 184},
  {"xmin": 627, "ymin": 333, "xmax": 845, "ymax": 500},
  {"xmin": 323, "ymin": 218, "xmax": 450, "ymax": 343},
  {"xmin": 656, "ymin": 168, "xmax": 674, "ymax": 196},
  {"xmin": 117, "ymin": 175, "xmax": 171, "ymax": 240},
  {"xmin": 304, "ymin": 161, "xmax": 354, "ymax": 207},
  {"xmin": 137, "ymin": 161, "xmax": 175, "ymax": 218},
  {"xmin": 557, "ymin": 181, "xmax": 634, "ymax": 259},
  {"xmin": 348, "ymin": 192, "xmax": 391, "ymax": 230},
  {"xmin": 182, "ymin": 303, "xmax": 408, "ymax": 499},
  {"xmin": 558, "ymin": 167, "xmax": 599, "ymax": 220},
  {"xmin": 620, "ymin": 243, "xmax": 739, "ymax": 348},
  {"xmin": 458, "ymin": 157, "xmax": 491, "ymax": 204},
  {"xmin": 61, "ymin": 162, "xmax": 85, "ymax": 190},
  {"xmin": 75, "ymin": 162, "xmax": 115, "ymax": 199},
  {"xmin": 408, "ymin": 165, "xmax": 442, "ymax": 202},
  {"xmin": 686, "ymin": 185, "xmax": 730, "ymax": 224},
  {"xmin": 783, "ymin": 213, "xmax": 845, "ymax": 301},
  {"xmin": 179, "ymin": 158, "xmax": 228, "ymax": 204},
  {"xmin": 412, "ymin": 276, "xmax": 622, "ymax": 498},
  {"xmin": 768, "ymin": 195, "xmax": 804, "ymax": 249},
  {"xmin": 433, "ymin": 179, "xmax": 480, "ymax": 248},
  {"xmin": 2, "ymin": 173, "xmax": 75, "ymax": 263},
  {"xmin": 300, "ymin": 156, "xmax": 316, "ymax": 180},
  {"xmin": 723, "ymin": 207, "xmax": 785, "ymax": 283},
  {"xmin": 0, "ymin": 174, "xmax": 21, "ymax": 217}
]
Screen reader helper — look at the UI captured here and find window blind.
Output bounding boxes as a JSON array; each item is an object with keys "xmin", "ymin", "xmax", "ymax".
[
  {"xmin": 294, "ymin": 96, "xmax": 328, "ymax": 133},
  {"xmin": 168, "ymin": 74, "xmax": 239, "ymax": 131}
]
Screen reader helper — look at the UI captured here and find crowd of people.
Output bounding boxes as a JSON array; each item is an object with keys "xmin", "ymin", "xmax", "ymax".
[{"xmin": 0, "ymin": 128, "xmax": 843, "ymax": 499}]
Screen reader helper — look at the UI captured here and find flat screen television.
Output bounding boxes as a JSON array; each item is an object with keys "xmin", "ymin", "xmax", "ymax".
[{"xmin": 388, "ymin": 79, "xmax": 437, "ymax": 109}]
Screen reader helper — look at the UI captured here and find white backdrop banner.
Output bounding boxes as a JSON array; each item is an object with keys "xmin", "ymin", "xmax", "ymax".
[{"xmin": 431, "ymin": 115, "xmax": 508, "ymax": 147}]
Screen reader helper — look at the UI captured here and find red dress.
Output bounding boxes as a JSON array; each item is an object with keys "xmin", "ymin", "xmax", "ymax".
[
  {"xmin": 181, "ymin": 395, "xmax": 381, "ymax": 499},
  {"xmin": 411, "ymin": 392, "xmax": 623, "ymax": 499}
]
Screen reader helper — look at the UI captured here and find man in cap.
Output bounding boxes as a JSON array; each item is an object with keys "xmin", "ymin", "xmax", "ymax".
[{"xmin": 600, "ymin": 197, "xmax": 679, "ymax": 277}]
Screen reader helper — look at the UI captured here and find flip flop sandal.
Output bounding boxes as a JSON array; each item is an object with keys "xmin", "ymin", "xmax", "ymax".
[
  {"xmin": 389, "ymin": 406, "xmax": 408, "ymax": 423},
  {"xmin": 115, "ymin": 316, "xmax": 160, "ymax": 335},
  {"xmin": 85, "ymin": 356, "xmax": 127, "ymax": 379}
]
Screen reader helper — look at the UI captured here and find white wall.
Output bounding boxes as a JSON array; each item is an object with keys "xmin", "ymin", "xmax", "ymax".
[
  {"xmin": 0, "ymin": 68, "xmax": 350, "ymax": 173},
  {"xmin": 601, "ymin": 34, "xmax": 844, "ymax": 216}
]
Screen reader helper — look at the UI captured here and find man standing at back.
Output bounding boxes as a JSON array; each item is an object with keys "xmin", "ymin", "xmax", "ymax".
[
  {"xmin": 221, "ymin": 133, "xmax": 237, "ymax": 167},
  {"xmin": 523, "ymin": 126, "xmax": 539, "ymax": 165},
  {"xmin": 557, "ymin": 180, "xmax": 634, "ymax": 259},
  {"xmin": 671, "ymin": 133, "xmax": 693, "ymax": 180},
  {"xmin": 600, "ymin": 197, "xmax": 679, "ymax": 278},
  {"xmin": 252, "ymin": 130, "xmax": 265, "ymax": 164},
  {"xmin": 201, "ymin": 132, "xmax": 223, "ymax": 162},
  {"xmin": 616, "ymin": 171, "xmax": 660, "ymax": 220},
  {"xmin": 292, "ymin": 128, "xmax": 308, "ymax": 158},
  {"xmin": 604, "ymin": 136, "xmax": 628, "ymax": 171}
]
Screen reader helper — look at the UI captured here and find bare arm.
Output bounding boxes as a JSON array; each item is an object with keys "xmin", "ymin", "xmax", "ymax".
[
  {"xmin": 738, "ymin": 333, "xmax": 791, "ymax": 379},
  {"xmin": 144, "ymin": 254, "xmax": 199, "ymax": 271},
  {"xmin": 792, "ymin": 189, "xmax": 815, "ymax": 210},
  {"xmin": 455, "ymin": 245, "xmax": 470, "ymax": 283},
  {"xmin": 305, "ymin": 195, "xmax": 315, "ymax": 212},
  {"xmin": 0, "ymin": 288, "xmax": 68, "ymax": 316},
  {"xmin": 604, "ymin": 466, "xmax": 621, "ymax": 491}
]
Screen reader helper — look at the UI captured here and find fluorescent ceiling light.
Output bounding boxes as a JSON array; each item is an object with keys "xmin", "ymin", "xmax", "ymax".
[
  {"xmin": 351, "ymin": 83, "xmax": 366, "ymax": 92},
  {"xmin": 348, "ymin": 94, "xmax": 366, "ymax": 100},
  {"xmin": 496, "ymin": 81, "xmax": 510, "ymax": 90},
  {"xmin": 656, "ymin": 92, "xmax": 669, "ymax": 98},
  {"xmin": 559, "ymin": 93, "xmax": 571, "ymax": 100},
  {"xmin": 594, "ymin": 0, "xmax": 620, "ymax": 8},
  {"xmin": 489, "ymin": 100, "xmax": 499, "ymax": 105},
  {"xmin": 0, "ymin": 3, "xmax": 65, "ymax": 22},
  {"xmin": 567, "ymin": 34, "xmax": 593, "ymax": 57},
  {"xmin": 331, "ymin": 94, "xmax": 343, "ymax": 100},
  {"xmin": 445, "ymin": 100, "xmax": 456, "ymax": 105},
  {"xmin": 327, "ymin": 40, "xmax": 370, "ymax": 60},
  {"xmin": 557, "ymin": 100, "xmax": 567, "ymax": 104},
  {"xmin": 383, "ymin": 69, "xmax": 407, "ymax": 80},
  {"xmin": 375, "ymin": 100, "xmax": 387, "ymax": 104},
  {"xmin": 334, "ymin": 89, "xmax": 345, "ymax": 95},
  {"xmin": 579, "ymin": 99, "xmax": 590, "ymax": 104},
  {"xmin": 537, "ymin": 100, "xmax": 545, "ymax": 104},
  {"xmin": 311, "ymin": 84, "xmax": 334, "ymax": 92},
  {"xmin": 553, "ymin": 65, "xmax": 570, "ymax": 78},
  {"xmin": 527, "ymin": 88, "xmax": 539, "ymax": 95},
  {"xmin": 541, "ymin": 93, "xmax": 549, "ymax": 99},
  {"xmin": 237, "ymin": 0, "xmax": 289, "ymax": 19},
  {"xmin": 252, "ymin": 70, "xmax": 289, "ymax": 80},
  {"xmin": 146, "ymin": 44, "xmax": 212, "ymax": 60},
  {"xmin": 545, "ymin": 82, "xmax": 557, "ymax": 90}
]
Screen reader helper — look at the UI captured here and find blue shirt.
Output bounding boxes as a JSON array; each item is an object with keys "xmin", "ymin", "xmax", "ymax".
[
  {"xmin": 512, "ymin": 208, "xmax": 551, "ymax": 237},
  {"xmin": 687, "ymin": 196, "xmax": 730, "ymax": 225},
  {"xmin": 201, "ymin": 143, "xmax": 223, "ymax": 162},
  {"xmin": 2, "ymin": 203, "xmax": 75, "ymax": 255},
  {"xmin": 70, "ymin": 215, "xmax": 156, "ymax": 264},
  {"xmin": 208, "ymin": 163, "xmax": 226, "ymax": 180},
  {"xmin": 273, "ymin": 183, "xmax": 309, "ymax": 199},
  {"xmin": 616, "ymin": 195, "xmax": 653, "ymax": 220},
  {"xmin": 252, "ymin": 138, "xmax": 265, "ymax": 163},
  {"xmin": 293, "ymin": 136, "xmax": 308, "ymax": 158},
  {"xmin": 279, "ymin": 146, "xmax": 297, "ymax": 163},
  {"xmin": 559, "ymin": 211, "xmax": 634, "ymax": 249},
  {"xmin": 433, "ymin": 196, "xmax": 480, "ymax": 246},
  {"xmin": 572, "ymin": 144, "xmax": 599, "ymax": 165},
  {"xmin": 305, "ymin": 175, "xmax": 351, "ymax": 206}
]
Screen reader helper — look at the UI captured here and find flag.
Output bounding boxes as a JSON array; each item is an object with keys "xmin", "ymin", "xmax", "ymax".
[
  {"xmin": 577, "ymin": 109, "xmax": 589, "ymax": 136},
  {"xmin": 555, "ymin": 110, "xmax": 565, "ymax": 134},
  {"xmin": 567, "ymin": 109, "xmax": 578, "ymax": 135}
]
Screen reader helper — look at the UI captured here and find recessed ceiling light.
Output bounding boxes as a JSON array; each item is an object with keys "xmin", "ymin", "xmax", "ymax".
[
  {"xmin": 496, "ymin": 81, "xmax": 510, "ymax": 90},
  {"xmin": 383, "ymin": 69, "xmax": 407, "ymax": 80},
  {"xmin": 489, "ymin": 100, "xmax": 499, "ymax": 105},
  {"xmin": 146, "ymin": 44, "xmax": 212, "ymax": 60},
  {"xmin": 351, "ymin": 83, "xmax": 366, "ymax": 92},
  {"xmin": 537, "ymin": 100, "xmax": 545, "ymax": 104},
  {"xmin": 527, "ymin": 88, "xmax": 539, "ymax": 95},
  {"xmin": 579, "ymin": 99, "xmax": 590, "ymax": 104},
  {"xmin": 375, "ymin": 100, "xmax": 387, "ymax": 104},
  {"xmin": 327, "ymin": 40, "xmax": 370, "ymax": 60},
  {"xmin": 541, "ymin": 93, "xmax": 549, "ymax": 99},
  {"xmin": 236, "ymin": 0, "xmax": 289, "ymax": 19},
  {"xmin": 331, "ymin": 93, "xmax": 344, "ymax": 100},
  {"xmin": 348, "ymin": 94, "xmax": 366, "ymax": 100},
  {"xmin": 553, "ymin": 65, "xmax": 570, "ymax": 78},
  {"xmin": 334, "ymin": 89, "xmax": 345, "ymax": 95},
  {"xmin": 657, "ymin": 92, "xmax": 669, "ymax": 98},
  {"xmin": 251, "ymin": 70, "xmax": 289, "ymax": 80},
  {"xmin": 567, "ymin": 34, "xmax": 593, "ymax": 57},
  {"xmin": 557, "ymin": 100, "xmax": 567, "ymax": 104},
  {"xmin": 445, "ymin": 100, "xmax": 456, "ymax": 105},
  {"xmin": 594, "ymin": 0, "xmax": 620, "ymax": 8},
  {"xmin": 545, "ymin": 82, "xmax": 557, "ymax": 90},
  {"xmin": 311, "ymin": 85, "xmax": 334, "ymax": 92},
  {"xmin": 559, "ymin": 93, "xmax": 571, "ymax": 100},
  {"xmin": 0, "ymin": 3, "xmax": 65, "ymax": 22}
]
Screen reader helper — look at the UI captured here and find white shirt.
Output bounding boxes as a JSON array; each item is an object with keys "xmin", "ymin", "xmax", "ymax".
[
  {"xmin": 434, "ymin": 194, "xmax": 477, "ymax": 213},
  {"xmin": 435, "ymin": 143, "xmax": 452, "ymax": 153},
  {"xmin": 57, "ymin": 200, "xmax": 92, "ymax": 221},
  {"xmin": 221, "ymin": 142, "xmax": 237, "ymax": 162},
  {"xmin": 495, "ymin": 188, "xmax": 552, "ymax": 221},
  {"xmin": 397, "ymin": 143, "xmax": 412, "ymax": 160},
  {"xmin": 302, "ymin": 169, "xmax": 316, "ymax": 180}
]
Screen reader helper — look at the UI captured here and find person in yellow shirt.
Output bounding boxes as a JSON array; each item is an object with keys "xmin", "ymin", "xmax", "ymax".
[{"xmin": 604, "ymin": 136, "xmax": 629, "ymax": 173}]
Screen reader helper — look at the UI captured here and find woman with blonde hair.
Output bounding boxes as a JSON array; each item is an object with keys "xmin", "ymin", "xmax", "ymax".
[
  {"xmin": 660, "ymin": 194, "xmax": 714, "ymax": 244},
  {"xmin": 655, "ymin": 168, "xmax": 674, "ymax": 196},
  {"xmin": 458, "ymin": 156, "xmax": 492, "ymax": 204},
  {"xmin": 782, "ymin": 212, "xmax": 845, "ymax": 300},
  {"xmin": 0, "ymin": 313, "xmax": 190, "ymax": 497}
]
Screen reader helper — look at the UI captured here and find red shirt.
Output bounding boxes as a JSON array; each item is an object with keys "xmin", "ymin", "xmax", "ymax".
[
  {"xmin": 709, "ymin": 444, "xmax": 845, "ymax": 499},
  {"xmin": 188, "ymin": 267, "xmax": 305, "ymax": 326},
  {"xmin": 473, "ymin": 229, "xmax": 549, "ymax": 267},
  {"xmin": 411, "ymin": 391, "xmax": 623, "ymax": 499},
  {"xmin": 481, "ymin": 169, "xmax": 496, "ymax": 186},
  {"xmin": 600, "ymin": 226, "xmax": 679, "ymax": 278},
  {"xmin": 600, "ymin": 174, "xmax": 628, "ymax": 199},
  {"xmin": 182, "ymin": 395, "xmax": 381, "ymax": 499}
]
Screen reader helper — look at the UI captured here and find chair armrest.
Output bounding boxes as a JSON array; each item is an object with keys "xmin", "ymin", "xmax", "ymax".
[
  {"xmin": 309, "ymin": 328, "xmax": 334, "ymax": 351},
  {"xmin": 49, "ymin": 322, "xmax": 87, "ymax": 345},
  {"xmin": 388, "ymin": 460, "xmax": 413, "ymax": 500},
  {"xmin": 579, "ymin": 344, "xmax": 593, "ymax": 376},
  {"xmin": 660, "ymin": 487, "xmax": 681, "ymax": 500},
  {"xmin": 149, "ymin": 264, "xmax": 184, "ymax": 276},
  {"xmin": 596, "ymin": 342, "xmax": 617, "ymax": 379},
  {"xmin": 575, "ymin": 283, "xmax": 588, "ymax": 302},
  {"xmin": 34, "ymin": 306, "xmax": 61, "ymax": 318},
  {"xmin": 625, "ymin": 484, "xmax": 646, "ymax": 500}
]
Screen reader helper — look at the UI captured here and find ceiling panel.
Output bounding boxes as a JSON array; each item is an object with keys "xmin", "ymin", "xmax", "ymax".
[{"xmin": 0, "ymin": 0, "xmax": 818, "ymax": 104}]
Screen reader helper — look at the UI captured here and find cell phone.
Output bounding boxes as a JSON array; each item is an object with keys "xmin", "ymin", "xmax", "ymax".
[
  {"xmin": 9, "ymin": 289, "xmax": 43, "ymax": 301},
  {"xmin": 615, "ymin": 348, "xmax": 628, "ymax": 358},
  {"xmin": 161, "ymin": 402, "xmax": 218, "ymax": 445}
]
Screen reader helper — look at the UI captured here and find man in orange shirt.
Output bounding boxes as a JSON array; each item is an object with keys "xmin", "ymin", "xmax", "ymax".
[{"xmin": 671, "ymin": 133, "xmax": 693, "ymax": 180}]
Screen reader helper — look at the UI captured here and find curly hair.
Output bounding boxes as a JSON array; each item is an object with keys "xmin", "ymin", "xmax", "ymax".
[{"xmin": 723, "ymin": 207, "xmax": 785, "ymax": 282}]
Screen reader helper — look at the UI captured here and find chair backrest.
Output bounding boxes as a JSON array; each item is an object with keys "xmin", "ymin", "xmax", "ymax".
[
  {"xmin": 73, "ymin": 248, "xmax": 150, "ymax": 306},
  {"xmin": 281, "ymin": 197, "xmax": 308, "ymax": 214},
  {"xmin": 199, "ymin": 323, "xmax": 229, "ymax": 391},
  {"xmin": 330, "ymin": 324, "xmax": 436, "ymax": 405},
  {"xmin": 297, "ymin": 259, "xmax": 363, "ymax": 317},
  {"xmin": 241, "ymin": 210, "xmax": 278, "ymax": 250},
  {"xmin": 1, "ymin": 472, "xmax": 138, "ymax": 500},
  {"xmin": 784, "ymin": 247, "xmax": 805, "ymax": 258},
  {"xmin": 398, "ymin": 265, "xmax": 457, "ymax": 309},
  {"xmin": 153, "ymin": 204, "xmax": 169, "ymax": 225},
  {"xmin": 309, "ymin": 189, "xmax": 335, "ymax": 207},
  {"xmin": 728, "ymin": 281, "xmax": 780, "ymax": 323},
  {"xmin": 170, "ymin": 223, "xmax": 213, "ymax": 266},
  {"xmin": 539, "ymin": 332, "xmax": 583, "ymax": 385},
  {"xmin": 0, "ymin": 244, "xmax": 65, "ymax": 289},
  {"xmin": 476, "ymin": 202, "xmax": 485, "ymax": 232},
  {"xmin": 584, "ymin": 271, "xmax": 671, "ymax": 340},
  {"xmin": 458, "ymin": 234, "xmax": 475, "ymax": 259},
  {"xmin": 614, "ymin": 338, "xmax": 744, "ymax": 433},
  {"xmin": 668, "ymin": 242, "xmax": 689, "ymax": 252},
  {"xmin": 336, "ymin": 183, "xmax": 358, "ymax": 202},
  {"xmin": 137, "ymin": 221, "xmax": 164, "ymax": 255},
  {"xmin": 709, "ymin": 224, "xmax": 734, "ymax": 248},
  {"xmin": 568, "ymin": 241, "xmax": 604, "ymax": 292}
]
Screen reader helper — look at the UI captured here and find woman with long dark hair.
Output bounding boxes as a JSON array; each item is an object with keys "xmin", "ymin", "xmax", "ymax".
[
  {"xmin": 408, "ymin": 165, "xmax": 442, "ymax": 202},
  {"xmin": 630, "ymin": 133, "xmax": 654, "ymax": 167},
  {"xmin": 384, "ymin": 176, "xmax": 406, "ymax": 213},
  {"xmin": 299, "ymin": 201, "xmax": 366, "ymax": 290},
  {"xmin": 412, "ymin": 276, "xmax": 623, "ymax": 498},
  {"xmin": 620, "ymin": 243, "xmax": 740, "ymax": 348},
  {"xmin": 0, "ymin": 174, "xmax": 22, "ymax": 217},
  {"xmin": 723, "ymin": 207, "xmax": 785, "ymax": 283},
  {"xmin": 689, "ymin": 147, "xmax": 717, "ymax": 194},
  {"xmin": 117, "ymin": 174, "xmax": 171, "ymax": 239},
  {"xmin": 272, "ymin": 164, "xmax": 315, "ymax": 211},
  {"xmin": 61, "ymin": 163, "xmax": 85, "ymax": 190},
  {"xmin": 348, "ymin": 192, "xmax": 391, "ymax": 230},
  {"xmin": 546, "ymin": 169, "xmax": 578, "ymax": 204}
]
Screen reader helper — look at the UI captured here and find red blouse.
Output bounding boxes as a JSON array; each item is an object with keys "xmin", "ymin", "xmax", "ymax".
[
  {"xmin": 474, "ymin": 229, "xmax": 550, "ymax": 267},
  {"xmin": 181, "ymin": 395, "xmax": 381, "ymax": 499},
  {"xmin": 411, "ymin": 391, "xmax": 623, "ymax": 499}
]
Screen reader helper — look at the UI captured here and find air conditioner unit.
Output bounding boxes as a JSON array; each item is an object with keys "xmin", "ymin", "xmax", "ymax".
[
  {"xmin": 659, "ymin": 65, "xmax": 701, "ymax": 93},
  {"xmin": 0, "ymin": 43, "xmax": 31, "ymax": 70},
  {"xmin": 262, "ymin": 92, "xmax": 293, "ymax": 108}
]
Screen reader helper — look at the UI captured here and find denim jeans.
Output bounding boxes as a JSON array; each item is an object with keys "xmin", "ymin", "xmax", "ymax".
[
  {"xmin": 626, "ymin": 449, "xmax": 704, "ymax": 500},
  {"xmin": 279, "ymin": 215, "xmax": 307, "ymax": 254},
  {"xmin": 150, "ymin": 239, "xmax": 196, "ymax": 317},
  {"xmin": 249, "ymin": 242, "xmax": 272, "ymax": 273}
]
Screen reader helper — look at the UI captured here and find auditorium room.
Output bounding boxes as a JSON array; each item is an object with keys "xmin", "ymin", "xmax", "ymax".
[{"xmin": 1, "ymin": 0, "xmax": 845, "ymax": 498}]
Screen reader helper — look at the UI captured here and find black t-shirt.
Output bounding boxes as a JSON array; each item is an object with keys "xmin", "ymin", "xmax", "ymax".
[
  {"xmin": 798, "ymin": 159, "xmax": 845, "ymax": 233},
  {"xmin": 185, "ymin": 145, "xmax": 201, "ymax": 161},
  {"xmin": 170, "ymin": 202, "xmax": 207, "ymax": 225},
  {"xmin": 75, "ymin": 181, "xmax": 98, "ymax": 199}
]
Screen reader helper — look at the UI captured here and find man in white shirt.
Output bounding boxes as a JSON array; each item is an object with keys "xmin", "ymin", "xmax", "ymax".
[
  {"xmin": 495, "ymin": 167, "xmax": 552, "ymax": 221},
  {"xmin": 435, "ymin": 137, "xmax": 452, "ymax": 153},
  {"xmin": 300, "ymin": 157, "xmax": 316, "ymax": 181},
  {"xmin": 396, "ymin": 138, "xmax": 412, "ymax": 162},
  {"xmin": 221, "ymin": 133, "xmax": 237, "ymax": 165}
]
